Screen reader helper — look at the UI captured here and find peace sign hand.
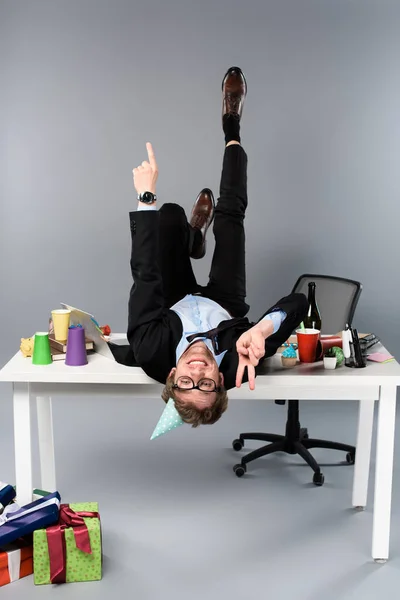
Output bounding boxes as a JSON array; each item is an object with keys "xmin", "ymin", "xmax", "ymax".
[
  {"xmin": 235, "ymin": 321, "xmax": 273, "ymax": 390},
  {"xmin": 235, "ymin": 353, "xmax": 257, "ymax": 390}
]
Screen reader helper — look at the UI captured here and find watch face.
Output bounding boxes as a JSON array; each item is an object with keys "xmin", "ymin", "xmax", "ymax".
[{"xmin": 142, "ymin": 192, "xmax": 154, "ymax": 203}]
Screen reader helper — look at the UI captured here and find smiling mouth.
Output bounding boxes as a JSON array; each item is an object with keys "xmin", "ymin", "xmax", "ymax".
[
  {"xmin": 183, "ymin": 341, "xmax": 214, "ymax": 366},
  {"xmin": 187, "ymin": 359, "xmax": 208, "ymax": 366}
]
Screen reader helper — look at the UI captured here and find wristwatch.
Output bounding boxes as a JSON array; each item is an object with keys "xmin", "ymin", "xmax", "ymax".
[{"xmin": 138, "ymin": 191, "xmax": 157, "ymax": 204}]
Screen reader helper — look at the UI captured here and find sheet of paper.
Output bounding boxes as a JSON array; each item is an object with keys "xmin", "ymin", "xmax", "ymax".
[{"xmin": 367, "ymin": 352, "xmax": 394, "ymax": 363}]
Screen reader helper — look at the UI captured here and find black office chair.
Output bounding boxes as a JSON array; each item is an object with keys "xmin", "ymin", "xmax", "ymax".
[{"xmin": 232, "ymin": 274, "xmax": 363, "ymax": 486}]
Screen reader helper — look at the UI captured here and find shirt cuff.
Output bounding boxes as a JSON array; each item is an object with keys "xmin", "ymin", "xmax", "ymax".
[
  {"xmin": 137, "ymin": 203, "xmax": 157, "ymax": 211},
  {"xmin": 261, "ymin": 310, "xmax": 287, "ymax": 334}
]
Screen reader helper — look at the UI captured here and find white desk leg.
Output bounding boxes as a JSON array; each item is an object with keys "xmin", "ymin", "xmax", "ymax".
[
  {"xmin": 13, "ymin": 383, "xmax": 33, "ymax": 506},
  {"xmin": 352, "ymin": 399, "xmax": 375, "ymax": 508},
  {"xmin": 372, "ymin": 385, "xmax": 397, "ymax": 562},
  {"xmin": 36, "ymin": 396, "xmax": 56, "ymax": 492}
]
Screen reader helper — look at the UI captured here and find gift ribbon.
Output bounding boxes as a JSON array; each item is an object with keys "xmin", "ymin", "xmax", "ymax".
[
  {"xmin": 0, "ymin": 503, "xmax": 23, "ymax": 526},
  {"xmin": 0, "ymin": 495, "xmax": 60, "ymax": 527},
  {"xmin": 8, "ymin": 549, "xmax": 21, "ymax": 583},
  {"xmin": 46, "ymin": 504, "xmax": 99, "ymax": 584}
]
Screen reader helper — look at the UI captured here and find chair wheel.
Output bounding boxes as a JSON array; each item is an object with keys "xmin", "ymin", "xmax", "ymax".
[
  {"xmin": 232, "ymin": 438, "xmax": 244, "ymax": 451},
  {"xmin": 346, "ymin": 452, "xmax": 355, "ymax": 465},
  {"xmin": 233, "ymin": 464, "xmax": 247, "ymax": 477},
  {"xmin": 313, "ymin": 472, "xmax": 325, "ymax": 486},
  {"xmin": 300, "ymin": 427, "xmax": 309, "ymax": 440}
]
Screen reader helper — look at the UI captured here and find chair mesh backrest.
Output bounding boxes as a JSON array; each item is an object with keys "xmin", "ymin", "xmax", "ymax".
[{"xmin": 292, "ymin": 274, "xmax": 362, "ymax": 334}]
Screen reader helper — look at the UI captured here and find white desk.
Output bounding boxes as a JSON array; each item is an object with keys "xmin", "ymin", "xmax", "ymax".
[{"xmin": 1, "ymin": 339, "xmax": 399, "ymax": 562}]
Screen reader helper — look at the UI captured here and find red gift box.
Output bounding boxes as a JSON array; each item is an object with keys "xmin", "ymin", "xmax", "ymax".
[{"xmin": 0, "ymin": 539, "xmax": 33, "ymax": 586}]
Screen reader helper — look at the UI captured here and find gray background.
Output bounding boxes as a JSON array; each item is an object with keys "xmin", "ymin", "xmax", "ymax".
[
  {"xmin": 1, "ymin": 0, "xmax": 400, "ymax": 364},
  {"xmin": 1, "ymin": 1, "xmax": 400, "ymax": 599}
]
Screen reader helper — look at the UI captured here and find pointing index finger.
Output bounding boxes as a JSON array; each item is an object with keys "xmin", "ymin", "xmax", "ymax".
[{"xmin": 146, "ymin": 142, "xmax": 157, "ymax": 169}]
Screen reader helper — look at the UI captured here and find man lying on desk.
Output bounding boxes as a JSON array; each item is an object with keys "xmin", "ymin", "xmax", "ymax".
[{"xmin": 121, "ymin": 67, "xmax": 308, "ymax": 428}]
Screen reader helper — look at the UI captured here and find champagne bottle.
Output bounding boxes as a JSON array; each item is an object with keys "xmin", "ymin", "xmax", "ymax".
[{"xmin": 304, "ymin": 282, "xmax": 322, "ymax": 330}]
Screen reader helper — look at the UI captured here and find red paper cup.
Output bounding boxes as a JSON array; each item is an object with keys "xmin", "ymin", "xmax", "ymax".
[{"xmin": 296, "ymin": 328, "xmax": 320, "ymax": 363}]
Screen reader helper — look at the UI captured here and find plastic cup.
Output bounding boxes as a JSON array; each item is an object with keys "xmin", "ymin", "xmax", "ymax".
[
  {"xmin": 65, "ymin": 326, "xmax": 88, "ymax": 366},
  {"xmin": 32, "ymin": 332, "xmax": 52, "ymax": 365},
  {"xmin": 296, "ymin": 328, "xmax": 320, "ymax": 363},
  {"xmin": 51, "ymin": 309, "xmax": 71, "ymax": 342}
]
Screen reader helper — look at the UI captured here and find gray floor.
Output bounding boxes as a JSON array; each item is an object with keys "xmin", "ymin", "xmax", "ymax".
[{"xmin": 0, "ymin": 386, "xmax": 399, "ymax": 600}]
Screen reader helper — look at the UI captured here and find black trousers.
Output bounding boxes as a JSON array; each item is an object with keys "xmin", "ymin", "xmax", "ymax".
[
  {"xmin": 110, "ymin": 144, "xmax": 307, "ymax": 366},
  {"xmin": 158, "ymin": 144, "xmax": 250, "ymax": 317}
]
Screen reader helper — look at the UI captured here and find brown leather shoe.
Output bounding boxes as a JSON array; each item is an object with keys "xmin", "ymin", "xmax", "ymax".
[
  {"xmin": 222, "ymin": 66, "xmax": 247, "ymax": 120},
  {"xmin": 189, "ymin": 188, "xmax": 215, "ymax": 259}
]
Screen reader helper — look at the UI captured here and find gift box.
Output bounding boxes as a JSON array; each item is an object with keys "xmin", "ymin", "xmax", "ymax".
[
  {"xmin": 12, "ymin": 487, "xmax": 52, "ymax": 502},
  {"xmin": 0, "ymin": 492, "xmax": 61, "ymax": 547},
  {"xmin": 34, "ymin": 502, "xmax": 102, "ymax": 585},
  {"xmin": 32, "ymin": 489, "xmax": 51, "ymax": 502},
  {"xmin": 0, "ymin": 483, "xmax": 16, "ymax": 514},
  {"xmin": 0, "ymin": 539, "xmax": 33, "ymax": 586}
]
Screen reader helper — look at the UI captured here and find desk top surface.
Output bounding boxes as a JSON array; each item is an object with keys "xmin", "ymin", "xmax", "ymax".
[{"xmin": 1, "ymin": 336, "xmax": 399, "ymax": 387}]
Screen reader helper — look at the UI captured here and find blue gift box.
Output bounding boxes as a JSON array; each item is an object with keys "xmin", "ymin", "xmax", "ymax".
[
  {"xmin": 0, "ymin": 483, "xmax": 16, "ymax": 513},
  {"xmin": 0, "ymin": 492, "xmax": 60, "ymax": 547}
]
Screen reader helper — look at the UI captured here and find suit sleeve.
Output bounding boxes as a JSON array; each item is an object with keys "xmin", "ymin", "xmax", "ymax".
[
  {"xmin": 220, "ymin": 293, "xmax": 308, "ymax": 390},
  {"xmin": 126, "ymin": 210, "xmax": 178, "ymax": 376}
]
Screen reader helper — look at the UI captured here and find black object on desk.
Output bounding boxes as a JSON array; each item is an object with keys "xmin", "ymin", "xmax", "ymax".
[
  {"xmin": 345, "ymin": 326, "xmax": 366, "ymax": 368},
  {"xmin": 359, "ymin": 333, "xmax": 380, "ymax": 353}
]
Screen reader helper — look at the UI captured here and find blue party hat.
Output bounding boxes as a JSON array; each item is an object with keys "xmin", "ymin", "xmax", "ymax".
[{"xmin": 150, "ymin": 398, "xmax": 184, "ymax": 440}]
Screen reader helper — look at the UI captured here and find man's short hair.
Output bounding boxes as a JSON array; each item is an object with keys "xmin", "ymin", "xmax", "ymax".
[{"xmin": 161, "ymin": 374, "xmax": 229, "ymax": 427}]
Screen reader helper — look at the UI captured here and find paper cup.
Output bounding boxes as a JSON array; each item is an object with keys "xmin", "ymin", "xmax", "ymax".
[
  {"xmin": 296, "ymin": 328, "xmax": 320, "ymax": 363},
  {"xmin": 65, "ymin": 326, "xmax": 88, "ymax": 366},
  {"xmin": 51, "ymin": 309, "xmax": 71, "ymax": 342},
  {"xmin": 32, "ymin": 332, "xmax": 52, "ymax": 365}
]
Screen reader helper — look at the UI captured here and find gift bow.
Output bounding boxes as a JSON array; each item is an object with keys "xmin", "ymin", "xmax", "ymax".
[
  {"xmin": 0, "ymin": 503, "xmax": 21, "ymax": 526},
  {"xmin": 46, "ymin": 504, "xmax": 99, "ymax": 584}
]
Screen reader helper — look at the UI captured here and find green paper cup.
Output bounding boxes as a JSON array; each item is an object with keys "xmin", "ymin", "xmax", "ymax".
[{"xmin": 32, "ymin": 332, "xmax": 52, "ymax": 365}]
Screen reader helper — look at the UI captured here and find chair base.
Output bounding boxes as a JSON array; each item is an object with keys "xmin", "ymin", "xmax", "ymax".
[{"xmin": 232, "ymin": 401, "xmax": 356, "ymax": 486}]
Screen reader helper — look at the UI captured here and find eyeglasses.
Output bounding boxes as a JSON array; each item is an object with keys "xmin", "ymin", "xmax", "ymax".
[{"xmin": 172, "ymin": 376, "xmax": 221, "ymax": 393}]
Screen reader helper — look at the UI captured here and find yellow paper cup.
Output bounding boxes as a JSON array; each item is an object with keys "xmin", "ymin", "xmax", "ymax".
[{"xmin": 51, "ymin": 309, "xmax": 71, "ymax": 341}]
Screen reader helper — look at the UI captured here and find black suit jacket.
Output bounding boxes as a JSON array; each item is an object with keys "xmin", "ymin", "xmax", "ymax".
[{"xmin": 112, "ymin": 210, "xmax": 306, "ymax": 390}]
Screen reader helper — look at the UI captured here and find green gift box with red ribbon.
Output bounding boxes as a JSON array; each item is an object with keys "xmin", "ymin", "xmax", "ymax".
[{"xmin": 33, "ymin": 502, "xmax": 102, "ymax": 584}]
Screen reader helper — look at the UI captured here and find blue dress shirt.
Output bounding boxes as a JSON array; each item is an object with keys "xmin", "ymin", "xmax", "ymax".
[{"xmin": 136, "ymin": 203, "xmax": 287, "ymax": 363}]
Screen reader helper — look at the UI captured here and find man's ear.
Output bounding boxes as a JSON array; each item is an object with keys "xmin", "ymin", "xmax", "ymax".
[
  {"xmin": 169, "ymin": 367, "xmax": 176, "ymax": 379},
  {"xmin": 219, "ymin": 372, "xmax": 224, "ymax": 387}
]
